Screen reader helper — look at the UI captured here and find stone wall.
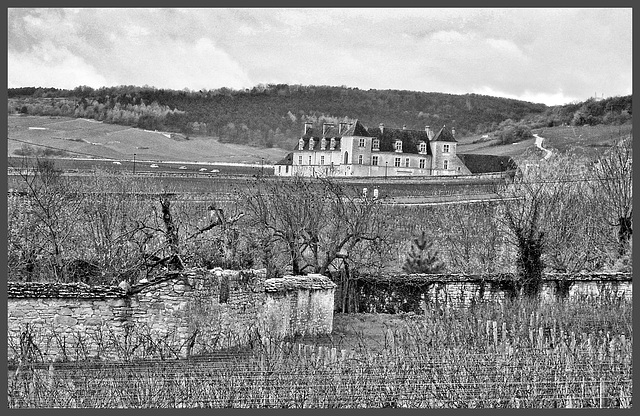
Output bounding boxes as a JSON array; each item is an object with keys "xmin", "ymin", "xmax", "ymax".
[
  {"xmin": 7, "ymin": 269, "xmax": 336, "ymax": 363},
  {"xmin": 262, "ymin": 274, "xmax": 336, "ymax": 337},
  {"xmin": 343, "ymin": 272, "xmax": 632, "ymax": 313}
]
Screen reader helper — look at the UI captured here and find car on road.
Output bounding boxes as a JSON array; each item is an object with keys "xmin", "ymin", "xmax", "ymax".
[
  {"xmin": 179, "ymin": 166, "xmax": 187, "ymax": 170},
  {"xmin": 210, "ymin": 169, "xmax": 220, "ymax": 173},
  {"xmin": 112, "ymin": 161, "xmax": 121, "ymax": 165},
  {"xmin": 199, "ymin": 168, "xmax": 208, "ymax": 172},
  {"xmin": 150, "ymin": 164, "xmax": 159, "ymax": 168}
]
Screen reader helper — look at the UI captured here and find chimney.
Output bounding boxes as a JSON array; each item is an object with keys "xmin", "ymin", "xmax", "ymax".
[
  {"xmin": 425, "ymin": 125, "xmax": 433, "ymax": 140},
  {"xmin": 402, "ymin": 124, "xmax": 407, "ymax": 130},
  {"xmin": 304, "ymin": 122, "xmax": 313, "ymax": 135},
  {"xmin": 339, "ymin": 122, "xmax": 348, "ymax": 134},
  {"xmin": 322, "ymin": 123, "xmax": 334, "ymax": 136},
  {"xmin": 451, "ymin": 127, "xmax": 456, "ymax": 137},
  {"xmin": 379, "ymin": 123, "xmax": 385, "ymax": 134}
]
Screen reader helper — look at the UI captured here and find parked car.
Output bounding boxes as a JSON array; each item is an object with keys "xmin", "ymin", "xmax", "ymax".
[
  {"xmin": 199, "ymin": 168, "xmax": 208, "ymax": 172},
  {"xmin": 210, "ymin": 169, "xmax": 220, "ymax": 173},
  {"xmin": 112, "ymin": 161, "xmax": 121, "ymax": 165},
  {"xmin": 179, "ymin": 166, "xmax": 187, "ymax": 170},
  {"xmin": 150, "ymin": 164, "xmax": 159, "ymax": 168}
]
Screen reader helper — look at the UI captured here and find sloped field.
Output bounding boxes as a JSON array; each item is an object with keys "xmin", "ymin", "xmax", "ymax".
[{"xmin": 7, "ymin": 115, "xmax": 288, "ymax": 164}]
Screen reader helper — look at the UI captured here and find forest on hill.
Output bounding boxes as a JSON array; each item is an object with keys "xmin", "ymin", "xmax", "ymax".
[{"xmin": 8, "ymin": 84, "xmax": 632, "ymax": 150}]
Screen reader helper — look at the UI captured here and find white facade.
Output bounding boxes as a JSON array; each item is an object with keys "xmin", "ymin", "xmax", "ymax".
[{"xmin": 274, "ymin": 121, "xmax": 471, "ymax": 177}]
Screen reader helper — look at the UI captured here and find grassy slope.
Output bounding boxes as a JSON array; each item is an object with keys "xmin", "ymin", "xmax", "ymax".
[
  {"xmin": 457, "ymin": 124, "xmax": 632, "ymax": 158},
  {"xmin": 8, "ymin": 115, "xmax": 631, "ymax": 165},
  {"xmin": 7, "ymin": 115, "xmax": 289, "ymax": 164}
]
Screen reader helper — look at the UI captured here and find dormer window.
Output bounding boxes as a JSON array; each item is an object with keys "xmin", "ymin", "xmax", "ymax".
[
  {"xmin": 330, "ymin": 138, "xmax": 336, "ymax": 150},
  {"xmin": 419, "ymin": 142, "xmax": 427, "ymax": 154},
  {"xmin": 320, "ymin": 138, "xmax": 327, "ymax": 150},
  {"xmin": 395, "ymin": 140, "xmax": 403, "ymax": 152},
  {"xmin": 309, "ymin": 139, "xmax": 315, "ymax": 150},
  {"xmin": 298, "ymin": 138, "xmax": 304, "ymax": 151},
  {"xmin": 372, "ymin": 139, "xmax": 380, "ymax": 150}
]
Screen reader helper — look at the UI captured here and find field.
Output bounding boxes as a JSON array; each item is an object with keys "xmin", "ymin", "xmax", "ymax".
[
  {"xmin": 9, "ymin": 115, "xmax": 632, "ymax": 169},
  {"xmin": 456, "ymin": 123, "xmax": 632, "ymax": 157},
  {"xmin": 8, "ymin": 297, "xmax": 632, "ymax": 408},
  {"xmin": 7, "ymin": 115, "xmax": 289, "ymax": 165}
]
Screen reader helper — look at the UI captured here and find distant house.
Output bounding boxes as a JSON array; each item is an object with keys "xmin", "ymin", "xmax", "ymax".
[{"xmin": 274, "ymin": 120, "xmax": 472, "ymax": 177}]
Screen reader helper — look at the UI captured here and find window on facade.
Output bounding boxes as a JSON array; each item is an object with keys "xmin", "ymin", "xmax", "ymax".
[
  {"xmin": 372, "ymin": 139, "xmax": 380, "ymax": 150},
  {"xmin": 286, "ymin": 165, "xmax": 289, "ymax": 173},
  {"xmin": 394, "ymin": 157, "xmax": 401, "ymax": 167},
  {"xmin": 358, "ymin": 154, "xmax": 363, "ymax": 165},
  {"xmin": 405, "ymin": 158, "xmax": 410, "ymax": 167},
  {"xmin": 298, "ymin": 156, "xmax": 303, "ymax": 165},
  {"xmin": 372, "ymin": 155, "xmax": 379, "ymax": 166},
  {"xmin": 443, "ymin": 160, "xmax": 449, "ymax": 169},
  {"xmin": 278, "ymin": 166, "xmax": 281, "ymax": 173},
  {"xmin": 320, "ymin": 155, "xmax": 325, "ymax": 165},
  {"xmin": 443, "ymin": 144, "xmax": 450, "ymax": 153},
  {"xmin": 419, "ymin": 159, "xmax": 426, "ymax": 169},
  {"xmin": 359, "ymin": 138, "xmax": 366, "ymax": 147},
  {"xmin": 308, "ymin": 156, "xmax": 312, "ymax": 165},
  {"xmin": 419, "ymin": 142, "xmax": 427, "ymax": 153},
  {"xmin": 395, "ymin": 140, "xmax": 402, "ymax": 152}
]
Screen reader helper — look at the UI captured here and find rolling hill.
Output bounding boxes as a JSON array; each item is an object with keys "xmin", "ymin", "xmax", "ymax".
[
  {"xmin": 7, "ymin": 115, "xmax": 289, "ymax": 164},
  {"xmin": 8, "ymin": 114, "xmax": 632, "ymax": 167}
]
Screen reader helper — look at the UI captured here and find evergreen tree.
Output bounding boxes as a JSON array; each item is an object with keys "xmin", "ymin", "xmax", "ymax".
[{"xmin": 402, "ymin": 231, "xmax": 445, "ymax": 274}]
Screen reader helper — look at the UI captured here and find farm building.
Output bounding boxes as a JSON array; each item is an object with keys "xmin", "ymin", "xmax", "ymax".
[{"xmin": 273, "ymin": 120, "xmax": 472, "ymax": 177}]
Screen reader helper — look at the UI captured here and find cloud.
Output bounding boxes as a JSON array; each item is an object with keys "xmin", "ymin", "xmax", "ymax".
[
  {"xmin": 8, "ymin": 41, "xmax": 111, "ymax": 89},
  {"xmin": 6, "ymin": 8, "xmax": 632, "ymax": 105}
]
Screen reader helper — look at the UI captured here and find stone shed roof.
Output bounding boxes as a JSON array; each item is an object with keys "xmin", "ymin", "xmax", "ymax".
[{"xmin": 264, "ymin": 274, "xmax": 337, "ymax": 293}]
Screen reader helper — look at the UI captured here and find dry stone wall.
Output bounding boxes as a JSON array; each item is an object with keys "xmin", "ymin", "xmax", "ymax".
[
  {"xmin": 7, "ymin": 268, "xmax": 336, "ymax": 363},
  {"xmin": 348, "ymin": 272, "xmax": 632, "ymax": 313}
]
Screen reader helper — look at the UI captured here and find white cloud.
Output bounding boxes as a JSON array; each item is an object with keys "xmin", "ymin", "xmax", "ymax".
[
  {"xmin": 6, "ymin": 8, "xmax": 631, "ymax": 106},
  {"xmin": 7, "ymin": 41, "xmax": 110, "ymax": 89},
  {"xmin": 472, "ymin": 86, "xmax": 578, "ymax": 106}
]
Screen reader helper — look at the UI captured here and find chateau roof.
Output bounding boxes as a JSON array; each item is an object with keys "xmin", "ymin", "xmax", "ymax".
[
  {"xmin": 431, "ymin": 126, "xmax": 457, "ymax": 142},
  {"xmin": 292, "ymin": 121, "xmax": 456, "ymax": 154},
  {"xmin": 274, "ymin": 152, "xmax": 294, "ymax": 165},
  {"xmin": 366, "ymin": 126, "xmax": 433, "ymax": 155},
  {"xmin": 339, "ymin": 120, "xmax": 370, "ymax": 137}
]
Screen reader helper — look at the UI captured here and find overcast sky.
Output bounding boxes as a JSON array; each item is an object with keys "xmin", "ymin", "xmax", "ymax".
[{"xmin": 7, "ymin": 8, "xmax": 632, "ymax": 106}]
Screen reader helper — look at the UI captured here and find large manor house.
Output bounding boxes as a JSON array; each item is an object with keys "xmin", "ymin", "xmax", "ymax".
[{"xmin": 274, "ymin": 120, "xmax": 472, "ymax": 177}]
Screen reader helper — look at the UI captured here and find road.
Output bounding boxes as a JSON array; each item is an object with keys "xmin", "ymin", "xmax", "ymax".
[{"xmin": 533, "ymin": 134, "xmax": 552, "ymax": 160}]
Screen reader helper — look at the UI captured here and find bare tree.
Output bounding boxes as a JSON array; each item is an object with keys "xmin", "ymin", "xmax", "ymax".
[
  {"xmin": 8, "ymin": 158, "xmax": 81, "ymax": 281},
  {"xmin": 498, "ymin": 148, "xmax": 617, "ymax": 292},
  {"xmin": 245, "ymin": 176, "xmax": 388, "ymax": 277},
  {"xmin": 590, "ymin": 137, "xmax": 632, "ymax": 256},
  {"xmin": 498, "ymin": 154, "xmax": 563, "ymax": 296}
]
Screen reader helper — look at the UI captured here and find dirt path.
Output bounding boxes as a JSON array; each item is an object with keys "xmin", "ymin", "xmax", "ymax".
[{"xmin": 533, "ymin": 133, "xmax": 552, "ymax": 160}]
